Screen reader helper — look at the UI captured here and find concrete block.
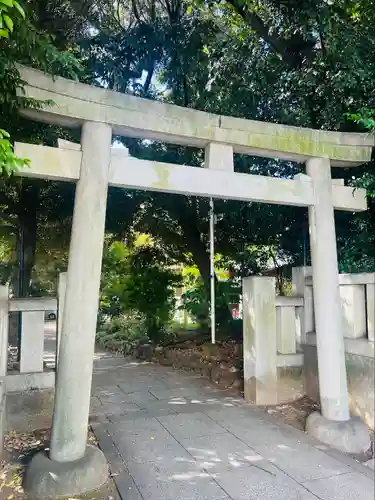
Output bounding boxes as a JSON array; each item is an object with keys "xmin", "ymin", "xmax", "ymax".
[
  {"xmin": 23, "ymin": 444, "xmax": 109, "ymax": 498},
  {"xmin": 340, "ymin": 284, "xmax": 367, "ymax": 339},
  {"xmin": 243, "ymin": 276, "xmax": 278, "ymax": 405},
  {"xmin": 20, "ymin": 311, "xmax": 45, "ymax": 373},
  {"xmin": 306, "ymin": 412, "xmax": 370, "ymax": 455},
  {"xmin": 276, "ymin": 305, "xmax": 297, "ymax": 354},
  {"xmin": 204, "ymin": 142, "xmax": 234, "ymax": 171},
  {"xmin": 6, "ymin": 388, "xmax": 54, "ymax": 432},
  {"xmin": 6, "ymin": 371, "xmax": 55, "ymax": 392}
]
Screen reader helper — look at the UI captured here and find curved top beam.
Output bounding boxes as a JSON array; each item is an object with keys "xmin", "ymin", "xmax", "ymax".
[{"xmin": 17, "ymin": 65, "xmax": 374, "ymax": 167}]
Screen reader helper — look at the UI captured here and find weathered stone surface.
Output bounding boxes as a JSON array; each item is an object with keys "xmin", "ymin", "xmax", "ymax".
[
  {"xmin": 23, "ymin": 444, "xmax": 109, "ymax": 498},
  {"xmin": 50, "ymin": 121, "xmax": 112, "ymax": 463},
  {"xmin": 16, "ymin": 65, "xmax": 374, "ymax": 166},
  {"xmin": 243, "ymin": 277, "xmax": 278, "ymax": 405},
  {"xmin": 6, "ymin": 389, "xmax": 54, "ymax": 432},
  {"xmin": 307, "ymin": 158, "xmax": 350, "ymax": 422},
  {"xmin": 306, "ymin": 411, "xmax": 370, "ymax": 455},
  {"xmin": 303, "ymin": 344, "xmax": 375, "ymax": 430},
  {"xmin": 15, "ymin": 142, "xmax": 368, "ymax": 211}
]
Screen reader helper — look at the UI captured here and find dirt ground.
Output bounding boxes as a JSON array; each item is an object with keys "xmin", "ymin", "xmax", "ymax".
[{"xmin": 0, "ymin": 428, "xmax": 120, "ymax": 500}]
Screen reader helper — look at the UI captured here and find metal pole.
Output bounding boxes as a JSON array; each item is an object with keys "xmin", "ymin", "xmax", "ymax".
[{"xmin": 209, "ymin": 198, "xmax": 215, "ymax": 344}]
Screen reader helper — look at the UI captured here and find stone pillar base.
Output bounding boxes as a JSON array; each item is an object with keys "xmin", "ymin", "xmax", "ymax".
[
  {"xmin": 306, "ymin": 411, "xmax": 370, "ymax": 456},
  {"xmin": 23, "ymin": 445, "xmax": 108, "ymax": 498}
]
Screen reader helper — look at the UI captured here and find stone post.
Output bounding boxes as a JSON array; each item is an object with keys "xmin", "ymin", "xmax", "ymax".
[
  {"xmin": 366, "ymin": 283, "xmax": 375, "ymax": 342},
  {"xmin": 305, "ymin": 157, "xmax": 369, "ymax": 454},
  {"xmin": 243, "ymin": 276, "xmax": 278, "ymax": 405},
  {"xmin": 56, "ymin": 271, "xmax": 67, "ymax": 367},
  {"xmin": 340, "ymin": 284, "xmax": 366, "ymax": 339},
  {"xmin": 292, "ymin": 266, "xmax": 313, "ymax": 344},
  {"xmin": 20, "ymin": 311, "xmax": 45, "ymax": 373},
  {"xmin": 24, "ymin": 122, "xmax": 111, "ymax": 497}
]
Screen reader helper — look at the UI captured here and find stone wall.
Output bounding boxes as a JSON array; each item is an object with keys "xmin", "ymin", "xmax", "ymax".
[
  {"xmin": 303, "ymin": 344, "xmax": 375, "ymax": 430},
  {"xmin": 6, "ymin": 389, "xmax": 54, "ymax": 432},
  {"xmin": 150, "ymin": 342, "xmax": 305, "ymax": 404},
  {"xmin": 152, "ymin": 343, "xmax": 244, "ymax": 391}
]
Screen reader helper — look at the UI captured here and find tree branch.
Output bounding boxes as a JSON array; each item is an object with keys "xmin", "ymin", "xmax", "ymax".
[{"xmin": 225, "ymin": 0, "xmax": 316, "ymax": 68}]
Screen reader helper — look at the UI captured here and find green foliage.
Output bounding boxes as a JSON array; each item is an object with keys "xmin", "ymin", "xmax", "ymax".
[
  {"xmin": 182, "ymin": 271, "xmax": 240, "ymax": 330},
  {"xmin": 96, "ymin": 315, "xmax": 149, "ymax": 355},
  {"xmin": 0, "ymin": 128, "xmax": 29, "ymax": 175},
  {"xmin": 0, "ymin": 0, "xmax": 25, "ymax": 38},
  {"xmin": 100, "ymin": 241, "xmax": 182, "ymax": 342},
  {"xmin": 181, "ymin": 278, "xmax": 209, "ymax": 327}
]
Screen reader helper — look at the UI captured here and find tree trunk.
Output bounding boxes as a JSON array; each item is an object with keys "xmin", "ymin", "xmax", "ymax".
[
  {"xmin": 8, "ymin": 181, "xmax": 39, "ymax": 350},
  {"xmin": 18, "ymin": 181, "xmax": 39, "ymax": 296}
]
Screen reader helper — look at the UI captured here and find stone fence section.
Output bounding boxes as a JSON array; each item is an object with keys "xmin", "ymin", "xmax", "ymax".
[
  {"xmin": 0, "ymin": 285, "xmax": 60, "ymax": 392},
  {"xmin": 242, "ymin": 270, "xmax": 374, "ymax": 429}
]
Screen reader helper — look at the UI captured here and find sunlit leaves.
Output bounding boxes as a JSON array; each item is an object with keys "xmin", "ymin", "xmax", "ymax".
[{"xmin": 0, "ymin": 0, "xmax": 25, "ymax": 38}]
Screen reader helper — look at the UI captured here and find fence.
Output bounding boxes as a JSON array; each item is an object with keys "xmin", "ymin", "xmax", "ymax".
[
  {"xmin": 0, "ymin": 285, "xmax": 60, "ymax": 392},
  {"xmin": 242, "ymin": 269, "xmax": 375, "ymax": 428}
]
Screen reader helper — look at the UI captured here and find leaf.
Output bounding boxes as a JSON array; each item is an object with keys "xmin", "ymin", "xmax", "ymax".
[
  {"xmin": 13, "ymin": 0, "xmax": 25, "ymax": 18},
  {"xmin": 3, "ymin": 14, "xmax": 13, "ymax": 32},
  {"xmin": 0, "ymin": 28, "xmax": 8, "ymax": 37},
  {"xmin": 0, "ymin": 0, "xmax": 13, "ymax": 6}
]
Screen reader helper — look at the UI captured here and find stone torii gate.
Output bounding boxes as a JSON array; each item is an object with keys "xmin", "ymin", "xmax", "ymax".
[{"xmin": 13, "ymin": 65, "xmax": 374, "ymax": 497}]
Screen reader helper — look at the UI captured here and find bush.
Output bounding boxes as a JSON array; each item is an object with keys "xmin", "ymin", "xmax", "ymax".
[
  {"xmin": 181, "ymin": 275, "xmax": 241, "ymax": 330},
  {"xmin": 96, "ymin": 314, "xmax": 149, "ymax": 355},
  {"xmin": 99, "ymin": 241, "xmax": 182, "ymax": 343}
]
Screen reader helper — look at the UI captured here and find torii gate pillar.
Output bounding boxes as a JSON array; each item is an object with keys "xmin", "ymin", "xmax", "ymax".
[
  {"xmin": 24, "ymin": 122, "xmax": 111, "ymax": 497},
  {"xmin": 305, "ymin": 157, "xmax": 369, "ymax": 453}
]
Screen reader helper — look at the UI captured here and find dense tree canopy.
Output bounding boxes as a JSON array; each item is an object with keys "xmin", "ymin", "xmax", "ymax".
[{"xmin": 0, "ymin": 0, "xmax": 374, "ymax": 325}]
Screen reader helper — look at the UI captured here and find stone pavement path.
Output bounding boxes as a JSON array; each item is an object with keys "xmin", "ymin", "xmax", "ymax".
[{"xmin": 90, "ymin": 358, "xmax": 375, "ymax": 500}]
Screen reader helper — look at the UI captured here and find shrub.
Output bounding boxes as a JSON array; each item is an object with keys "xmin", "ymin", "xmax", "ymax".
[
  {"xmin": 96, "ymin": 314, "xmax": 149, "ymax": 355},
  {"xmin": 99, "ymin": 241, "xmax": 182, "ymax": 343}
]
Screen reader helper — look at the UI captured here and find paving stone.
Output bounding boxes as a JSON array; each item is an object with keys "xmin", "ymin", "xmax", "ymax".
[
  {"xmin": 113, "ymin": 470, "xmax": 143, "ymax": 500},
  {"xmin": 89, "ymin": 358, "xmax": 374, "ymax": 500},
  {"xmin": 157, "ymin": 412, "xmax": 227, "ymax": 439},
  {"xmin": 252, "ymin": 441, "xmax": 351, "ymax": 482},
  {"xmin": 135, "ymin": 399, "xmax": 178, "ymax": 415},
  {"xmin": 180, "ymin": 432, "xmax": 271, "ymax": 473},
  {"xmin": 172, "ymin": 401, "xmax": 233, "ymax": 415},
  {"xmin": 108, "ymin": 418, "xmax": 191, "ymax": 463},
  {"xmin": 319, "ymin": 446, "xmax": 375, "ymax": 480},
  {"xmin": 116, "ymin": 389, "xmax": 159, "ymax": 405},
  {"xmin": 302, "ymin": 472, "xmax": 375, "ymax": 500},
  {"xmin": 149, "ymin": 387, "xmax": 210, "ymax": 400},
  {"xmin": 212, "ymin": 464, "xmax": 317, "ymax": 499},
  {"xmin": 126, "ymin": 459, "xmax": 229, "ymax": 500},
  {"xmin": 93, "ymin": 424, "xmax": 124, "ymax": 475},
  {"xmin": 118, "ymin": 379, "xmax": 169, "ymax": 394},
  {"xmin": 102, "ymin": 402, "xmax": 141, "ymax": 416}
]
